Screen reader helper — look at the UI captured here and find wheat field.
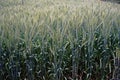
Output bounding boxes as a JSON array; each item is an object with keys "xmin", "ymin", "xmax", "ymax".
[{"xmin": 0, "ymin": 0, "xmax": 120, "ymax": 80}]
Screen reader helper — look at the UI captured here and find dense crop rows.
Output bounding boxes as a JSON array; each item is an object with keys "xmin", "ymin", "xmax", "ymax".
[{"xmin": 0, "ymin": 0, "xmax": 120, "ymax": 80}]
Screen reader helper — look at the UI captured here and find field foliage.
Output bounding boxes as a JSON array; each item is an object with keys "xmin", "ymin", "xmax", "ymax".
[{"xmin": 0, "ymin": 0, "xmax": 120, "ymax": 80}]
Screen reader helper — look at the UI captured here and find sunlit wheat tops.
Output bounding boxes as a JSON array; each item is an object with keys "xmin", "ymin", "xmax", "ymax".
[{"xmin": 0, "ymin": 0, "xmax": 120, "ymax": 80}]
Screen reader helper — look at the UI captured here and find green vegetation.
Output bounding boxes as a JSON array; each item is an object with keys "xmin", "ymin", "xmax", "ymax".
[{"xmin": 0, "ymin": 0, "xmax": 120, "ymax": 80}]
